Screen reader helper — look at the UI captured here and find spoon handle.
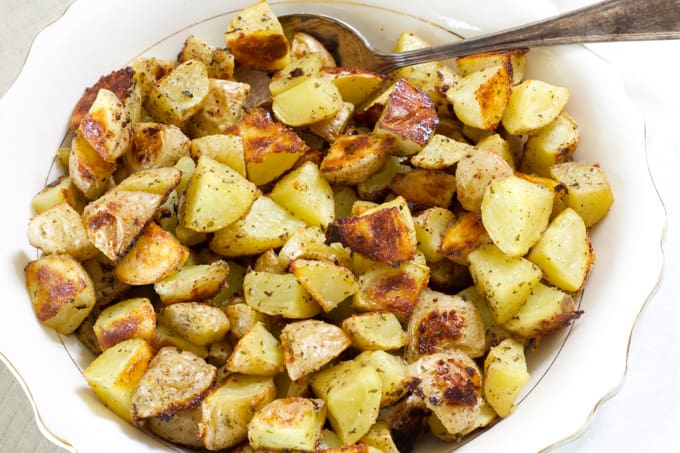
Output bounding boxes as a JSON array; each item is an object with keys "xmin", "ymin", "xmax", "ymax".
[{"xmin": 384, "ymin": 0, "xmax": 680, "ymax": 71}]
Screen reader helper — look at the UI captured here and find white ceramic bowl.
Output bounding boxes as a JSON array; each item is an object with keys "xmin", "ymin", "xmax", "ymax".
[{"xmin": 0, "ymin": 1, "xmax": 665, "ymax": 452}]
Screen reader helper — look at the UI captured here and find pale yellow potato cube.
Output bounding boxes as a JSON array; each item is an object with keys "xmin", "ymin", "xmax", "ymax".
[
  {"xmin": 30, "ymin": 176, "xmax": 85, "ymax": 214},
  {"xmin": 226, "ymin": 322, "xmax": 284, "ymax": 376},
  {"xmin": 413, "ymin": 206, "xmax": 456, "ymax": 263},
  {"xmin": 320, "ymin": 67, "xmax": 388, "ymax": 106},
  {"xmin": 308, "ymin": 101, "xmax": 355, "ymax": 143},
  {"xmin": 93, "ymin": 297, "xmax": 156, "ymax": 350},
  {"xmin": 503, "ymin": 282, "xmax": 581, "ymax": 338},
  {"xmin": 199, "ymin": 375, "xmax": 277, "ymax": 450},
  {"xmin": 145, "ymin": 60, "xmax": 210, "ymax": 126},
  {"xmin": 153, "ymin": 323, "xmax": 208, "ymax": 358},
  {"xmin": 290, "ymin": 258, "xmax": 358, "ymax": 312},
  {"xmin": 549, "ymin": 161, "xmax": 614, "ymax": 227},
  {"xmin": 311, "ymin": 360, "xmax": 382, "ymax": 444},
  {"xmin": 279, "ymin": 226, "xmax": 352, "ymax": 268},
  {"xmin": 154, "ymin": 260, "xmax": 229, "ymax": 305},
  {"xmin": 159, "ymin": 302, "xmax": 230, "ymax": 346},
  {"xmin": 501, "ymin": 79, "xmax": 570, "ymax": 135},
  {"xmin": 342, "ymin": 312, "xmax": 407, "ymax": 351},
  {"xmin": 188, "ymin": 79, "xmax": 250, "ymax": 137},
  {"xmin": 281, "ymin": 319, "xmax": 351, "ymax": 381},
  {"xmin": 481, "ymin": 175, "xmax": 554, "ymax": 257},
  {"xmin": 269, "ymin": 161, "xmax": 335, "ymax": 228},
  {"xmin": 190, "ymin": 134, "xmax": 246, "ymax": 177},
  {"xmin": 411, "ymin": 134, "xmax": 475, "ymax": 170},
  {"xmin": 520, "ymin": 113, "xmax": 579, "ymax": 177},
  {"xmin": 24, "ymin": 254, "xmax": 96, "ymax": 335},
  {"xmin": 210, "ymin": 196, "xmax": 305, "ymax": 257},
  {"xmin": 457, "ymin": 285, "xmax": 512, "ymax": 350},
  {"xmin": 447, "ymin": 64, "xmax": 512, "ymax": 130},
  {"xmin": 248, "ymin": 397, "xmax": 326, "ymax": 450},
  {"xmin": 468, "ymin": 244, "xmax": 542, "ymax": 324},
  {"xmin": 483, "ymin": 338, "xmax": 530, "ymax": 417},
  {"xmin": 224, "ymin": 303, "xmax": 270, "ymax": 339},
  {"xmin": 180, "ymin": 155, "xmax": 258, "ymax": 233},
  {"xmin": 354, "ymin": 350, "xmax": 408, "ymax": 407},
  {"xmin": 243, "ymin": 271, "xmax": 321, "ymax": 319},
  {"xmin": 272, "ymin": 76, "xmax": 344, "ymax": 127},
  {"xmin": 528, "ymin": 207, "xmax": 594, "ymax": 291},
  {"xmin": 83, "ymin": 338, "xmax": 154, "ymax": 423}
]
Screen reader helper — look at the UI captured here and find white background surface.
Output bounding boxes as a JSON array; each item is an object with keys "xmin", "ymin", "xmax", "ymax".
[{"xmin": 0, "ymin": 0, "xmax": 677, "ymax": 452}]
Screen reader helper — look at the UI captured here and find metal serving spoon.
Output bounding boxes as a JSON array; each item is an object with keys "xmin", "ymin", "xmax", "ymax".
[{"xmin": 279, "ymin": 0, "xmax": 680, "ymax": 73}]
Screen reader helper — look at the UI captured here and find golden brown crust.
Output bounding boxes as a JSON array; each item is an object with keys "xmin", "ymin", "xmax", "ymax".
[
  {"xmin": 377, "ymin": 78, "xmax": 438, "ymax": 147},
  {"xmin": 390, "ymin": 169, "xmax": 457, "ymax": 210},
  {"xmin": 70, "ymin": 67, "xmax": 136, "ymax": 131},
  {"xmin": 439, "ymin": 212, "xmax": 489, "ymax": 263},
  {"xmin": 327, "ymin": 206, "xmax": 415, "ymax": 266},
  {"xmin": 227, "ymin": 33, "xmax": 289, "ymax": 72}
]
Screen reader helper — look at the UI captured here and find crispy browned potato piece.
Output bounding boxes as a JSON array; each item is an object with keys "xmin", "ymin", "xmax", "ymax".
[
  {"xmin": 131, "ymin": 346, "xmax": 216, "ymax": 422},
  {"xmin": 375, "ymin": 78, "xmax": 438, "ymax": 156},
  {"xmin": 320, "ymin": 133, "xmax": 394, "ymax": 185},
  {"xmin": 439, "ymin": 212, "xmax": 490, "ymax": 265},
  {"xmin": 390, "ymin": 169, "xmax": 457, "ymax": 209},
  {"xmin": 70, "ymin": 66, "xmax": 138, "ymax": 131},
  {"xmin": 229, "ymin": 108, "xmax": 310, "ymax": 185},
  {"xmin": 327, "ymin": 203, "xmax": 415, "ymax": 266}
]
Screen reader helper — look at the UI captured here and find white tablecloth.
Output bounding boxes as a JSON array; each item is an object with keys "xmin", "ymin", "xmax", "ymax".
[{"xmin": 1, "ymin": 0, "xmax": 677, "ymax": 451}]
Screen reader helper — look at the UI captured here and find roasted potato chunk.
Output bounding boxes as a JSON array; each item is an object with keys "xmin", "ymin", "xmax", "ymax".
[
  {"xmin": 468, "ymin": 244, "xmax": 542, "ymax": 324},
  {"xmin": 447, "ymin": 63, "xmax": 512, "ymax": 131},
  {"xmin": 455, "ymin": 148, "xmax": 513, "ymax": 213},
  {"xmin": 188, "ymin": 79, "xmax": 250, "ymax": 137},
  {"xmin": 354, "ymin": 350, "xmax": 408, "ymax": 407},
  {"xmin": 273, "ymin": 76, "xmax": 344, "ymax": 127},
  {"xmin": 410, "ymin": 134, "xmax": 474, "ymax": 170},
  {"xmin": 481, "ymin": 175, "xmax": 554, "ymax": 257},
  {"xmin": 455, "ymin": 49, "xmax": 527, "ymax": 84},
  {"xmin": 233, "ymin": 108, "xmax": 310, "ymax": 185},
  {"xmin": 145, "ymin": 60, "xmax": 210, "ymax": 126},
  {"xmin": 407, "ymin": 351, "xmax": 483, "ymax": 436},
  {"xmin": 483, "ymin": 338, "xmax": 530, "ymax": 417},
  {"xmin": 375, "ymin": 78, "xmax": 438, "ymax": 156},
  {"xmin": 501, "ymin": 79, "xmax": 570, "ymax": 135},
  {"xmin": 154, "ymin": 260, "xmax": 229, "ymax": 305},
  {"xmin": 327, "ymin": 196, "xmax": 417, "ymax": 266},
  {"xmin": 199, "ymin": 374, "xmax": 276, "ymax": 450},
  {"xmin": 77, "ymin": 88, "xmax": 132, "ymax": 162},
  {"xmin": 124, "ymin": 122, "xmax": 190, "ymax": 172},
  {"xmin": 180, "ymin": 155, "xmax": 258, "ymax": 233},
  {"xmin": 93, "ymin": 297, "xmax": 156, "ymax": 351},
  {"xmin": 320, "ymin": 67, "xmax": 387, "ymax": 106},
  {"xmin": 131, "ymin": 346, "xmax": 216, "ymax": 421},
  {"xmin": 159, "ymin": 302, "xmax": 230, "ymax": 346},
  {"xmin": 528, "ymin": 207, "xmax": 594, "ymax": 291},
  {"xmin": 69, "ymin": 135, "xmax": 116, "ymax": 200},
  {"xmin": 114, "ymin": 222, "xmax": 188, "ymax": 285},
  {"xmin": 244, "ymin": 271, "xmax": 321, "ymax": 319},
  {"xmin": 83, "ymin": 338, "xmax": 154, "ymax": 423},
  {"xmin": 178, "ymin": 34, "xmax": 235, "ymax": 80},
  {"xmin": 311, "ymin": 360, "xmax": 382, "ymax": 444},
  {"xmin": 226, "ymin": 322, "xmax": 284, "ymax": 376},
  {"xmin": 224, "ymin": 0, "xmax": 290, "ymax": 71},
  {"xmin": 342, "ymin": 311, "xmax": 408, "ymax": 351},
  {"xmin": 390, "ymin": 168, "xmax": 457, "ymax": 210},
  {"xmin": 290, "ymin": 31, "xmax": 336, "ymax": 66},
  {"xmin": 30, "ymin": 176, "xmax": 86, "ymax": 215},
  {"xmin": 520, "ymin": 113, "xmax": 579, "ymax": 177},
  {"xmin": 280, "ymin": 319, "xmax": 351, "ymax": 381},
  {"xmin": 148, "ymin": 406, "xmax": 203, "ymax": 448},
  {"xmin": 439, "ymin": 211, "xmax": 490, "ymax": 265},
  {"xmin": 248, "ymin": 397, "xmax": 326, "ymax": 451},
  {"xmin": 407, "ymin": 289, "xmax": 486, "ymax": 361},
  {"xmin": 320, "ymin": 133, "xmax": 394, "ymax": 185},
  {"xmin": 190, "ymin": 134, "xmax": 246, "ymax": 176},
  {"xmin": 290, "ymin": 259, "xmax": 358, "ymax": 313},
  {"xmin": 25, "ymin": 254, "xmax": 96, "ymax": 334},
  {"xmin": 28, "ymin": 202, "xmax": 98, "ymax": 260},
  {"xmin": 503, "ymin": 283, "xmax": 581, "ymax": 338}
]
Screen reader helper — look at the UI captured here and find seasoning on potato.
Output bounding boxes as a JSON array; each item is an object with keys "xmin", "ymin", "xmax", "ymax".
[{"xmin": 24, "ymin": 0, "xmax": 613, "ymax": 450}]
